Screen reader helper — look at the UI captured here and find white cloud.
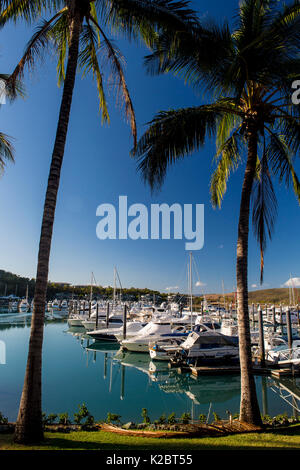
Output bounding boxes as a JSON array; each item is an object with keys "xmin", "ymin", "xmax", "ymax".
[
  {"xmin": 195, "ymin": 281, "xmax": 206, "ymax": 287},
  {"xmin": 282, "ymin": 277, "xmax": 300, "ymax": 288},
  {"xmin": 165, "ymin": 286, "xmax": 179, "ymax": 291},
  {"xmin": 218, "ymin": 244, "xmax": 224, "ymax": 249},
  {"xmin": 251, "ymin": 284, "xmax": 258, "ymax": 288}
]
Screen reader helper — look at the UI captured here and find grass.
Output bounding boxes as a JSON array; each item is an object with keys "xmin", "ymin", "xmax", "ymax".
[{"xmin": 0, "ymin": 425, "xmax": 300, "ymax": 450}]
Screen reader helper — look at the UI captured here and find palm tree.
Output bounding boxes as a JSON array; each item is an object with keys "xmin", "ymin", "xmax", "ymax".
[
  {"xmin": 0, "ymin": 0, "xmax": 199, "ymax": 444},
  {"xmin": 0, "ymin": 73, "xmax": 23, "ymax": 174},
  {"xmin": 134, "ymin": 0, "xmax": 300, "ymax": 426}
]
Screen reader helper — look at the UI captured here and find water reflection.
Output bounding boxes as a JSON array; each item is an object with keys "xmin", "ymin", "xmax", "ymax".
[
  {"xmin": 1, "ymin": 321, "xmax": 299, "ymax": 421},
  {"xmin": 82, "ymin": 334, "xmax": 300, "ymax": 417}
]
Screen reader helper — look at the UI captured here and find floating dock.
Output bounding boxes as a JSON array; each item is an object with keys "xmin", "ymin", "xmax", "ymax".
[{"xmin": 170, "ymin": 363, "xmax": 300, "ymax": 378}]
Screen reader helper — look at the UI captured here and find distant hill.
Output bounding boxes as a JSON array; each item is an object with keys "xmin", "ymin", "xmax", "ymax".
[
  {"xmin": 0, "ymin": 269, "xmax": 167, "ymax": 301},
  {"xmin": 203, "ymin": 288, "xmax": 300, "ymax": 306}
]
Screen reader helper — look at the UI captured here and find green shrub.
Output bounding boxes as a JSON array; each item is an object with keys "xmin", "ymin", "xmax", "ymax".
[
  {"xmin": 180, "ymin": 412, "xmax": 191, "ymax": 424},
  {"xmin": 42, "ymin": 413, "xmax": 58, "ymax": 425},
  {"xmin": 167, "ymin": 412, "xmax": 176, "ymax": 425},
  {"xmin": 106, "ymin": 412, "xmax": 121, "ymax": 424},
  {"xmin": 212, "ymin": 412, "xmax": 221, "ymax": 423},
  {"xmin": 158, "ymin": 414, "xmax": 166, "ymax": 424},
  {"xmin": 262, "ymin": 414, "xmax": 273, "ymax": 425},
  {"xmin": 141, "ymin": 408, "xmax": 150, "ymax": 424},
  {"xmin": 58, "ymin": 412, "xmax": 71, "ymax": 425},
  {"xmin": 198, "ymin": 414, "xmax": 207, "ymax": 424},
  {"xmin": 0, "ymin": 412, "xmax": 8, "ymax": 425},
  {"xmin": 74, "ymin": 403, "xmax": 92, "ymax": 425}
]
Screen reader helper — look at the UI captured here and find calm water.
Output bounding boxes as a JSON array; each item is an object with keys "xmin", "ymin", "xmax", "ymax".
[{"xmin": 0, "ymin": 318, "xmax": 299, "ymax": 423}]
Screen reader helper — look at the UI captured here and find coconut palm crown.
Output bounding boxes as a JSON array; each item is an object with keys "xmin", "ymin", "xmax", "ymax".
[{"xmin": 134, "ymin": 0, "xmax": 300, "ymax": 424}]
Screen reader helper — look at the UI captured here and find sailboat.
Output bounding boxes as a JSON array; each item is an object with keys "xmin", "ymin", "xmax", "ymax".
[{"xmin": 18, "ymin": 285, "xmax": 30, "ymax": 313}]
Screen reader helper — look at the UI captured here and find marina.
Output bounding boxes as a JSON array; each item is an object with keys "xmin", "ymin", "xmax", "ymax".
[{"xmin": 1, "ymin": 297, "xmax": 300, "ymax": 423}]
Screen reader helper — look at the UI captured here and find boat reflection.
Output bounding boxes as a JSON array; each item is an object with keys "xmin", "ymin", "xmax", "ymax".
[{"xmin": 79, "ymin": 336, "xmax": 300, "ymax": 417}]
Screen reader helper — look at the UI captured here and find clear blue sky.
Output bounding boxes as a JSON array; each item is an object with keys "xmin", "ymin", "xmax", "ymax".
[{"xmin": 0, "ymin": 0, "xmax": 299, "ymax": 295}]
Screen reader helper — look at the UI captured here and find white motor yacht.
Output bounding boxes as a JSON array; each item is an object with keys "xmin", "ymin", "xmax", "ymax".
[
  {"xmin": 120, "ymin": 319, "xmax": 192, "ymax": 353},
  {"xmin": 88, "ymin": 321, "xmax": 147, "ymax": 342},
  {"xmin": 165, "ymin": 324, "xmax": 240, "ymax": 364}
]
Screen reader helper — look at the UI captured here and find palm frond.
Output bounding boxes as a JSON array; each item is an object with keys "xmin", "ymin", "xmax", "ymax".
[
  {"xmin": 50, "ymin": 9, "xmax": 69, "ymax": 87},
  {"xmin": 211, "ymin": 127, "xmax": 244, "ymax": 208},
  {"xmin": 134, "ymin": 105, "xmax": 222, "ymax": 189},
  {"xmin": 265, "ymin": 128, "xmax": 300, "ymax": 204},
  {"xmin": 104, "ymin": 0, "xmax": 200, "ymax": 47},
  {"xmin": 144, "ymin": 21, "xmax": 235, "ymax": 95},
  {"xmin": 0, "ymin": 73, "xmax": 25, "ymax": 101},
  {"xmin": 251, "ymin": 145, "xmax": 277, "ymax": 284},
  {"xmin": 79, "ymin": 23, "xmax": 110, "ymax": 124},
  {"xmin": 0, "ymin": 131, "xmax": 14, "ymax": 175},
  {"xmin": 89, "ymin": 15, "xmax": 137, "ymax": 149},
  {"xmin": 8, "ymin": 8, "xmax": 67, "ymax": 94},
  {"xmin": 0, "ymin": 0, "xmax": 62, "ymax": 27}
]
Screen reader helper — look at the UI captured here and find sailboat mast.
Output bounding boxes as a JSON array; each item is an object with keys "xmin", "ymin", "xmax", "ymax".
[
  {"xmin": 222, "ymin": 280, "xmax": 226, "ymax": 311},
  {"xmin": 90, "ymin": 272, "xmax": 93, "ymax": 302},
  {"xmin": 189, "ymin": 252, "xmax": 193, "ymax": 328},
  {"xmin": 113, "ymin": 267, "xmax": 116, "ymax": 308}
]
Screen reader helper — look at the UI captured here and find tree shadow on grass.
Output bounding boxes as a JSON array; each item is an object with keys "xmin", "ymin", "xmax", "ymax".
[{"xmin": 1, "ymin": 426, "xmax": 300, "ymax": 451}]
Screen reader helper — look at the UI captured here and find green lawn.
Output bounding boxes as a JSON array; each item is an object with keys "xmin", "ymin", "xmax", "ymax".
[{"xmin": 1, "ymin": 425, "xmax": 300, "ymax": 450}]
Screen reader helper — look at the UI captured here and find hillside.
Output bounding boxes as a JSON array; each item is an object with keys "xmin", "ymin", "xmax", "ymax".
[{"xmin": 202, "ymin": 288, "xmax": 299, "ymax": 306}]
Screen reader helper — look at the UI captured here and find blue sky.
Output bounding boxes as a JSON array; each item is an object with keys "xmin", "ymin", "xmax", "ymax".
[{"xmin": 0, "ymin": 0, "xmax": 299, "ymax": 295}]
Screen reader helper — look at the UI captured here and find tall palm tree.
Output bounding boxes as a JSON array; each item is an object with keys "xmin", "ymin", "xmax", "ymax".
[
  {"xmin": 0, "ymin": 0, "xmax": 199, "ymax": 444},
  {"xmin": 134, "ymin": 0, "xmax": 300, "ymax": 425}
]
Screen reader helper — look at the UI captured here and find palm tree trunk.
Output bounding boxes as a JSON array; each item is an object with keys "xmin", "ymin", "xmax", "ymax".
[
  {"xmin": 237, "ymin": 126, "xmax": 262, "ymax": 426},
  {"xmin": 14, "ymin": 12, "xmax": 81, "ymax": 444}
]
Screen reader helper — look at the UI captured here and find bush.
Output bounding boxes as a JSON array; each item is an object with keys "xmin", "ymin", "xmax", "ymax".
[
  {"xmin": 167, "ymin": 412, "xmax": 176, "ymax": 425},
  {"xmin": 262, "ymin": 414, "xmax": 272, "ymax": 425},
  {"xmin": 42, "ymin": 413, "xmax": 58, "ymax": 425},
  {"xmin": 58, "ymin": 412, "xmax": 71, "ymax": 425},
  {"xmin": 212, "ymin": 412, "xmax": 221, "ymax": 423},
  {"xmin": 180, "ymin": 412, "xmax": 191, "ymax": 424},
  {"xmin": 158, "ymin": 414, "xmax": 166, "ymax": 424},
  {"xmin": 74, "ymin": 403, "xmax": 93, "ymax": 426},
  {"xmin": 141, "ymin": 408, "xmax": 150, "ymax": 424},
  {"xmin": 0, "ymin": 412, "xmax": 8, "ymax": 425},
  {"xmin": 106, "ymin": 412, "xmax": 121, "ymax": 424},
  {"xmin": 198, "ymin": 414, "xmax": 207, "ymax": 424}
]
